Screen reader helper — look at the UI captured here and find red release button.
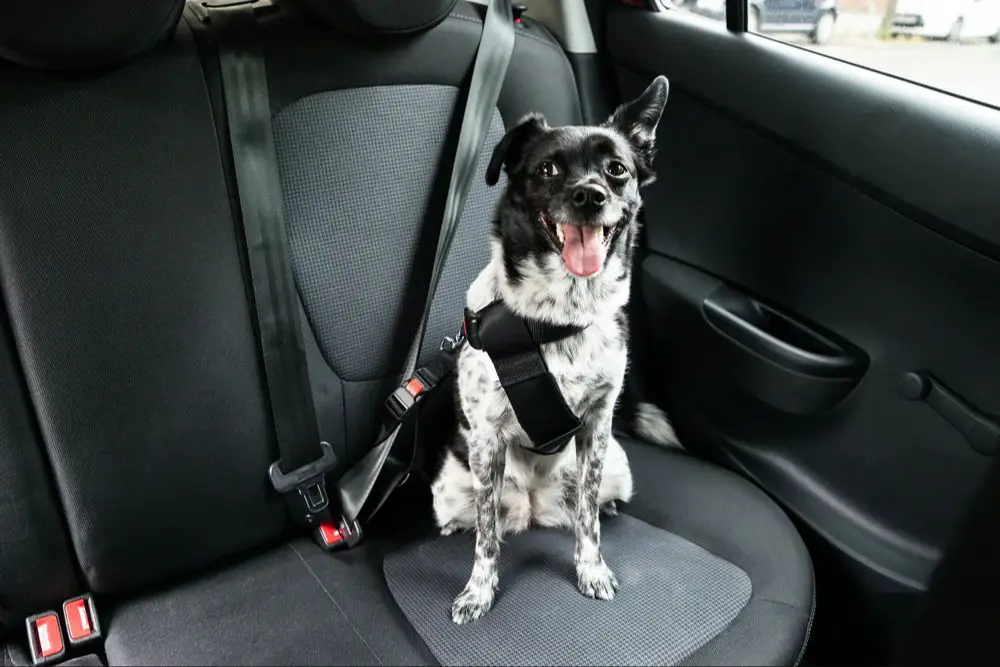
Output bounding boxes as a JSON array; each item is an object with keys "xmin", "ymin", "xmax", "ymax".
[
  {"xmin": 34, "ymin": 614, "xmax": 63, "ymax": 658},
  {"xmin": 318, "ymin": 522, "xmax": 343, "ymax": 546},
  {"xmin": 404, "ymin": 378, "xmax": 424, "ymax": 397},
  {"xmin": 64, "ymin": 598, "xmax": 93, "ymax": 641}
]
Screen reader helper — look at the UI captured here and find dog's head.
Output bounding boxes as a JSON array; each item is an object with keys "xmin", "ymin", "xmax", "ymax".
[{"xmin": 486, "ymin": 76, "xmax": 668, "ymax": 293}]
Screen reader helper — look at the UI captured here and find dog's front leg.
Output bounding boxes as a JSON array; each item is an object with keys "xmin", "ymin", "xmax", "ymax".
[
  {"xmin": 574, "ymin": 404, "xmax": 619, "ymax": 600},
  {"xmin": 451, "ymin": 428, "xmax": 506, "ymax": 624}
]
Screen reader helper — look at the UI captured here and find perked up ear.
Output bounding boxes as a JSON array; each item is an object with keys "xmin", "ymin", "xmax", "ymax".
[
  {"xmin": 603, "ymin": 75, "xmax": 669, "ymax": 185},
  {"xmin": 485, "ymin": 113, "xmax": 549, "ymax": 186}
]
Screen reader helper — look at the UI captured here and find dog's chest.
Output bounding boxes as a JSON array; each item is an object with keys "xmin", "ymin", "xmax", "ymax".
[{"xmin": 540, "ymin": 317, "xmax": 626, "ymax": 416}]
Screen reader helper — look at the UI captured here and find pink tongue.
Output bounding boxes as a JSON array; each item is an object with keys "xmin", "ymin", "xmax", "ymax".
[{"xmin": 561, "ymin": 225, "xmax": 606, "ymax": 277}]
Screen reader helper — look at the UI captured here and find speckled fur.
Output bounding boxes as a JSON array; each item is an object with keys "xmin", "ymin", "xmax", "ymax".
[{"xmin": 433, "ymin": 77, "xmax": 671, "ymax": 624}]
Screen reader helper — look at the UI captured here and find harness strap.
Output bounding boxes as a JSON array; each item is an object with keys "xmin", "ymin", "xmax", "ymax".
[{"xmin": 465, "ymin": 300, "xmax": 586, "ymax": 455}]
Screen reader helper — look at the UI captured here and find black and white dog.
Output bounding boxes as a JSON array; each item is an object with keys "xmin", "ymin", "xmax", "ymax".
[{"xmin": 431, "ymin": 76, "xmax": 672, "ymax": 624}]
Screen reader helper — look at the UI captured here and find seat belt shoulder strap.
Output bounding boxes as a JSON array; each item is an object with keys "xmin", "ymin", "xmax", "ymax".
[
  {"xmin": 199, "ymin": 0, "xmax": 335, "ymax": 528},
  {"xmin": 334, "ymin": 0, "xmax": 517, "ymax": 528}
]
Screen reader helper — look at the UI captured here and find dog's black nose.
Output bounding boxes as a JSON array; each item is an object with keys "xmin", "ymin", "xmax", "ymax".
[{"xmin": 571, "ymin": 185, "xmax": 607, "ymax": 209}]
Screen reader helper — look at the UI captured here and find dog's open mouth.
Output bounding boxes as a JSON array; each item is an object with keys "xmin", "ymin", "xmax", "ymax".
[{"xmin": 538, "ymin": 211, "xmax": 614, "ymax": 278}]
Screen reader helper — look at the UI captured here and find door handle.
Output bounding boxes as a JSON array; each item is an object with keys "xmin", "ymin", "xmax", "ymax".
[
  {"xmin": 703, "ymin": 287, "xmax": 863, "ymax": 379},
  {"xmin": 899, "ymin": 371, "xmax": 999, "ymax": 456}
]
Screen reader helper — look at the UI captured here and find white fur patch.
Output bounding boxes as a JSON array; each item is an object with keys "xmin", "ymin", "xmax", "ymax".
[{"xmin": 634, "ymin": 401, "xmax": 682, "ymax": 449}]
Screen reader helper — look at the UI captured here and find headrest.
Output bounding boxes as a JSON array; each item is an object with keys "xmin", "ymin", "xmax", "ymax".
[
  {"xmin": 0, "ymin": 0, "xmax": 185, "ymax": 71},
  {"xmin": 297, "ymin": 0, "xmax": 459, "ymax": 37}
]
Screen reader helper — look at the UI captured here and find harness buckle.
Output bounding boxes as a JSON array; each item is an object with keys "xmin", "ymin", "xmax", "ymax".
[
  {"xmin": 385, "ymin": 367, "xmax": 439, "ymax": 422},
  {"xmin": 268, "ymin": 441, "xmax": 337, "ymax": 524}
]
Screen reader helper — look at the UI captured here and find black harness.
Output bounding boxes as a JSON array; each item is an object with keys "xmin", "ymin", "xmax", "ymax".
[{"xmin": 387, "ymin": 300, "xmax": 587, "ymax": 456}]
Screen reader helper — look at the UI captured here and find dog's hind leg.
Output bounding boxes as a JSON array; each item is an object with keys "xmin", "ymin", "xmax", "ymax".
[
  {"xmin": 451, "ymin": 427, "xmax": 507, "ymax": 624},
  {"xmin": 598, "ymin": 435, "xmax": 634, "ymax": 514},
  {"xmin": 574, "ymin": 400, "xmax": 619, "ymax": 601},
  {"xmin": 432, "ymin": 451, "xmax": 476, "ymax": 535}
]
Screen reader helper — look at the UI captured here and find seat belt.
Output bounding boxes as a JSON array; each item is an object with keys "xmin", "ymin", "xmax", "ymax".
[
  {"xmin": 201, "ymin": 0, "xmax": 336, "ymax": 528},
  {"xmin": 333, "ymin": 0, "xmax": 517, "ymax": 530}
]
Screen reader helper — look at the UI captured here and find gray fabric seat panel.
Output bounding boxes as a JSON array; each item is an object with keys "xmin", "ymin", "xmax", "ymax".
[
  {"xmin": 262, "ymin": 1, "xmax": 581, "ymax": 466},
  {"xmin": 385, "ymin": 439, "xmax": 814, "ymax": 667},
  {"xmin": 385, "ymin": 514, "xmax": 753, "ymax": 666}
]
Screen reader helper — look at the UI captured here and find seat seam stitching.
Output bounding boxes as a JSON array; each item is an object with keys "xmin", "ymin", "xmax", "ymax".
[
  {"xmin": 287, "ymin": 543, "xmax": 385, "ymax": 665},
  {"xmin": 757, "ymin": 597, "xmax": 812, "ymax": 614}
]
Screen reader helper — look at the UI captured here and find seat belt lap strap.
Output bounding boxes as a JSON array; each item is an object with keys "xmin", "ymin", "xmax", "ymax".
[{"xmin": 207, "ymin": 0, "xmax": 336, "ymax": 528}]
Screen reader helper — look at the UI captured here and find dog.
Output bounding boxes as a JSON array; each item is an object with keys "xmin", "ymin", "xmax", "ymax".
[{"xmin": 430, "ymin": 75, "xmax": 671, "ymax": 624}]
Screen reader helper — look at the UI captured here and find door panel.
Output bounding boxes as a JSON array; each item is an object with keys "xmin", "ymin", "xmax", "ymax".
[{"xmin": 602, "ymin": 2, "xmax": 1000, "ymax": 655}]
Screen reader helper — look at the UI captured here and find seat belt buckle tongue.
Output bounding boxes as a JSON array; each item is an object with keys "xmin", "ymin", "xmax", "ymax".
[
  {"xmin": 268, "ymin": 441, "xmax": 338, "ymax": 524},
  {"xmin": 25, "ymin": 611, "xmax": 65, "ymax": 665},
  {"xmin": 313, "ymin": 517, "xmax": 364, "ymax": 551},
  {"xmin": 62, "ymin": 594, "xmax": 101, "ymax": 646}
]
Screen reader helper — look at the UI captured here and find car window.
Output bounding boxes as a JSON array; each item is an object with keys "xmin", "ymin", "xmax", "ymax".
[{"xmin": 673, "ymin": 0, "xmax": 1000, "ymax": 108}]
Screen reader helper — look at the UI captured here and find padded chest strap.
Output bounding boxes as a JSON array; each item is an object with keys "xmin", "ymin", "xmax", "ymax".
[{"xmin": 464, "ymin": 300, "xmax": 586, "ymax": 455}]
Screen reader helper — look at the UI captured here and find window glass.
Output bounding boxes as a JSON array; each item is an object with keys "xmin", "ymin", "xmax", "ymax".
[{"xmin": 676, "ymin": 1, "xmax": 1000, "ymax": 107}]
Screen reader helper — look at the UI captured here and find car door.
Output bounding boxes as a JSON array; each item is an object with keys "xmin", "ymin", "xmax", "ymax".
[{"xmin": 599, "ymin": 0, "xmax": 1000, "ymax": 661}]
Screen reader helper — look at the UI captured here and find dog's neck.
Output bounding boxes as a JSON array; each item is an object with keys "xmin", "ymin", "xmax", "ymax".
[{"xmin": 483, "ymin": 236, "xmax": 633, "ymax": 328}]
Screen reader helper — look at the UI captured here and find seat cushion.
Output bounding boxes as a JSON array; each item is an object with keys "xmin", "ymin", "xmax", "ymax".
[
  {"xmin": 103, "ymin": 534, "xmax": 436, "ymax": 666},
  {"xmin": 383, "ymin": 438, "xmax": 814, "ymax": 666}
]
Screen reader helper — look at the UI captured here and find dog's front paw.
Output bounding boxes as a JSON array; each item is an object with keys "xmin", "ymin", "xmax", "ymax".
[
  {"xmin": 451, "ymin": 581, "xmax": 496, "ymax": 624},
  {"xmin": 577, "ymin": 559, "xmax": 619, "ymax": 600}
]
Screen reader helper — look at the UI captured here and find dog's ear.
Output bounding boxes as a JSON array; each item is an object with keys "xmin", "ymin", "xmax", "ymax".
[
  {"xmin": 486, "ymin": 113, "xmax": 548, "ymax": 186},
  {"xmin": 603, "ymin": 75, "xmax": 669, "ymax": 185}
]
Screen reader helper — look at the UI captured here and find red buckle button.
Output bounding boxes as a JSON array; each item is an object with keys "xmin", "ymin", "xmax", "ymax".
[
  {"xmin": 25, "ymin": 611, "xmax": 65, "ymax": 665},
  {"xmin": 318, "ymin": 521, "xmax": 343, "ymax": 546},
  {"xmin": 404, "ymin": 377, "xmax": 424, "ymax": 397},
  {"xmin": 63, "ymin": 594, "xmax": 100, "ymax": 645}
]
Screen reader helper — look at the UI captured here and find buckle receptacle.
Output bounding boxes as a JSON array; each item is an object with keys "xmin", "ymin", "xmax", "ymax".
[
  {"xmin": 268, "ymin": 441, "xmax": 337, "ymax": 523},
  {"xmin": 313, "ymin": 516, "xmax": 364, "ymax": 551}
]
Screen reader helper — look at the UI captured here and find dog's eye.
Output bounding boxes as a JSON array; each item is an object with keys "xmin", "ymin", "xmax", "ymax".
[
  {"xmin": 606, "ymin": 161, "xmax": 628, "ymax": 178},
  {"xmin": 537, "ymin": 161, "xmax": 559, "ymax": 178}
]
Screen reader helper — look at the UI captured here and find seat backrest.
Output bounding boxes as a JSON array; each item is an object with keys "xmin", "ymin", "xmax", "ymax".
[
  {"xmin": 0, "ymin": 0, "xmax": 583, "ymax": 601},
  {"xmin": 0, "ymin": 0, "xmax": 288, "ymax": 595},
  {"xmin": 254, "ymin": 0, "xmax": 584, "ymax": 465}
]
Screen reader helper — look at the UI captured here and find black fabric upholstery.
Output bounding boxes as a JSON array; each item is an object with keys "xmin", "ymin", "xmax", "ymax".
[
  {"xmin": 104, "ymin": 535, "xmax": 435, "ymax": 666},
  {"xmin": 0, "ymin": 23, "xmax": 288, "ymax": 595},
  {"xmin": 0, "ymin": 0, "xmax": 184, "ymax": 71},
  {"xmin": 297, "ymin": 0, "xmax": 458, "ymax": 36},
  {"xmin": 0, "ymin": 314, "xmax": 80, "ymax": 637},
  {"xmin": 621, "ymin": 438, "xmax": 815, "ymax": 666}
]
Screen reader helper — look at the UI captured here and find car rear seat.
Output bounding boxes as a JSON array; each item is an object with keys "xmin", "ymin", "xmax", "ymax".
[{"xmin": 0, "ymin": 0, "xmax": 815, "ymax": 664}]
